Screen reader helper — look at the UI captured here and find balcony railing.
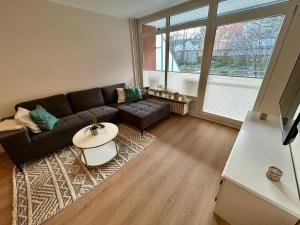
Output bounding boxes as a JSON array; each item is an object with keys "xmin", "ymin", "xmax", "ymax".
[
  {"xmin": 210, "ymin": 69, "xmax": 265, "ymax": 79},
  {"xmin": 143, "ymin": 69, "xmax": 263, "ymax": 121},
  {"xmin": 143, "ymin": 69, "xmax": 264, "ymax": 92}
]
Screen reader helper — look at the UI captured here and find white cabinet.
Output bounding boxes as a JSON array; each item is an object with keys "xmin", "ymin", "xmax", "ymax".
[{"xmin": 214, "ymin": 111, "xmax": 300, "ymax": 225}]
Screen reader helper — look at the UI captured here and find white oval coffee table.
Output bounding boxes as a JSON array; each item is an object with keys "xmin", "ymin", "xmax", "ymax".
[{"xmin": 72, "ymin": 122, "xmax": 119, "ymax": 167}]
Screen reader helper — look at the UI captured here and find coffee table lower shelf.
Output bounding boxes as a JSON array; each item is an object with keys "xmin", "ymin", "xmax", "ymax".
[{"xmin": 79, "ymin": 140, "xmax": 119, "ymax": 167}]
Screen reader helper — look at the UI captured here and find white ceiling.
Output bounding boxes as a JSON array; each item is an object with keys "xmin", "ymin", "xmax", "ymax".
[{"xmin": 48, "ymin": 0, "xmax": 189, "ymax": 18}]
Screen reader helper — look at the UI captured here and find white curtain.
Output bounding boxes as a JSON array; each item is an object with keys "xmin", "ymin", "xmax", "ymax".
[{"xmin": 129, "ymin": 18, "xmax": 142, "ymax": 86}]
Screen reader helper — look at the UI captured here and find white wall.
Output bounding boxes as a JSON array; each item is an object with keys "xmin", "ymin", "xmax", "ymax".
[{"xmin": 0, "ymin": 0, "xmax": 134, "ymax": 118}]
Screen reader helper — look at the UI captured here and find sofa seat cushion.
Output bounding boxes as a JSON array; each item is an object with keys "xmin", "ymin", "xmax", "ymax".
[
  {"xmin": 53, "ymin": 114, "xmax": 85, "ymax": 134},
  {"xmin": 66, "ymin": 88, "xmax": 105, "ymax": 113},
  {"xmin": 16, "ymin": 94, "xmax": 73, "ymax": 118},
  {"xmin": 31, "ymin": 131, "xmax": 56, "ymax": 155},
  {"xmin": 117, "ymin": 99, "xmax": 170, "ymax": 130},
  {"xmin": 76, "ymin": 106, "xmax": 118, "ymax": 124}
]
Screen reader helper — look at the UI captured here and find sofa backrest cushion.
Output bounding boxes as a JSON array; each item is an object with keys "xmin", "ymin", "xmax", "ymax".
[
  {"xmin": 15, "ymin": 94, "xmax": 73, "ymax": 118},
  {"xmin": 101, "ymin": 83, "xmax": 126, "ymax": 105},
  {"xmin": 66, "ymin": 87, "xmax": 105, "ymax": 113}
]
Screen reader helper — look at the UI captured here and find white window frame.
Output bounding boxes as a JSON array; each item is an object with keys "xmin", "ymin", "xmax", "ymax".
[{"xmin": 137, "ymin": 0, "xmax": 298, "ymax": 128}]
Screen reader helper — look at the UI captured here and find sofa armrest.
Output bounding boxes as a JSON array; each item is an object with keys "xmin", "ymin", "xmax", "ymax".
[{"xmin": 0, "ymin": 129, "xmax": 37, "ymax": 166}]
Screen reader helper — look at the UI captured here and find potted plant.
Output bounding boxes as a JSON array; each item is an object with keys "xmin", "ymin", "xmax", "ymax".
[
  {"xmin": 158, "ymin": 85, "xmax": 164, "ymax": 96},
  {"xmin": 86, "ymin": 117, "xmax": 105, "ymax": 136},
  {"xmin": 144, "ymin": 86, "xmax": 149, "ymax": 94},
  {"xmin": 173, "ymin": 92, "xmax": 180, "ymax": 100}
]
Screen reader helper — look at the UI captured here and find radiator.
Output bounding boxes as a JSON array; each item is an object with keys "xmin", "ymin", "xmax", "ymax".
[{"xmin": 150, "ymin": 96, "xmax": 190, "ymax": 115}]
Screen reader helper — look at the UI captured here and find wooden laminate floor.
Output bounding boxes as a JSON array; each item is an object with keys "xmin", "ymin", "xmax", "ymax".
[{"xmin": 0, "ymin": 115, "xmax": 238, "ymax": 225}]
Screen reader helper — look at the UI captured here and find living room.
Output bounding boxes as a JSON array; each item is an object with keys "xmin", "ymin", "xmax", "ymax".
[{"xmin": 0, "ymin": 0, "xmax": 300, "ymax": 225}]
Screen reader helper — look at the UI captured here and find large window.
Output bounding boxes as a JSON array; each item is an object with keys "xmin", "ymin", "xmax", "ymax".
[
  {"xmin": 170, "ymin": 6, "xmax": 209, "ymax": 26},
  {"xmin": 167, "ymin": 27, "xmax": 206, "ymax": 96},
  {"xmin": 142, "ymin": 5, "xmax": 208, "ymax": 96},
  {"xmin": 139, "ymin": 0, "xmax": 291, "ymax": 124},
  {"xmin": 203, "ymin": 15, "xmax": 284, "ymax": 121},
  {"xmin": 142, "ymin": 34, "xmax": 166, "ymax": 89},
  {"xmin": 142, "ymin": 18, "xmax": 166, "ymax": 32},
  {"xmin": 217, "ymin": 0, "xmax": 288, "ymax": 15}
]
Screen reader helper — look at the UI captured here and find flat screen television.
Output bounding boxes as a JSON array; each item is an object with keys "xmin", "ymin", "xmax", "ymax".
[{"xmin": 279, "ymin": 54, "xmax": 300, "ymax": 145}]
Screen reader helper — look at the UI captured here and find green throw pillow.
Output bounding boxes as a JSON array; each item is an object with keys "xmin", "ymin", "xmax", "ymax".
[
  {"xmin": 124, "ymin": 87, "xmax": 142, "ymax": 102},
  {"xmin": 30, "ymin": 105, "xmax": 58, "ymax": 131},
  {"xmin": 134, "ymin": 87, "xmax": 143, "ymax": 100}
]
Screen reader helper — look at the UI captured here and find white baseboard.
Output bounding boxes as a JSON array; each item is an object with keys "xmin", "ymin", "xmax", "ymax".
[{"xmin": 188, "ymin": 111, "xmax": 242, "ymax": 129}]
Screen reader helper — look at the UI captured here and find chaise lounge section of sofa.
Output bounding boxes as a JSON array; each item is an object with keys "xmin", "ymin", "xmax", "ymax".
[{"xmin": 101, "ymin": 83, "xmax": 170, "ymax": 134}]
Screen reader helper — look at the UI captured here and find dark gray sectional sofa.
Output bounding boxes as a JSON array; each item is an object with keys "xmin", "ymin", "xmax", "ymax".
[{"xmin": 0, "ymin": 83, "xmax": 170, "ymax": 169}]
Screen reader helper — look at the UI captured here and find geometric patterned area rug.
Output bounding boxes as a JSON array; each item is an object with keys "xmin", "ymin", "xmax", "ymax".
[{"xmin": 12, "ymin": 124, "xmax": 156, "ymax": 225}]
